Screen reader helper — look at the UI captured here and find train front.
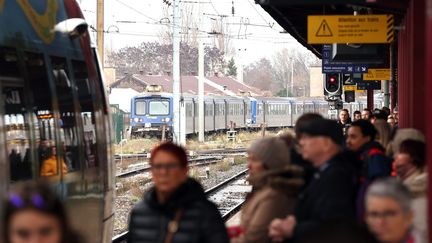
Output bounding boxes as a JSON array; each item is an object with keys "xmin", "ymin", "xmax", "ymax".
[{"xmin": 130, "ymin": 87, "xmax": 173, "ymax": 138}]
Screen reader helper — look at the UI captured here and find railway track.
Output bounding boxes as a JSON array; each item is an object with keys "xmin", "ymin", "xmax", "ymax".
[
  {"xmin": 112, "ymin": 169, "xmax": 249, "ymax": 243},
  {"xmin": 114, "ymin": 147, "xmax": 247, "ymax": 162},
  {"xmin": 116, "ymin": 148, "xmax": 247, "ymax": 178},
  {"xmin": 116, "ymin": 156, "xmax": 223, "ymax": 178}
]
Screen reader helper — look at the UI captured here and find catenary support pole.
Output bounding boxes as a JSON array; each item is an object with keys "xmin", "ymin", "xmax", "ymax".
[
  {"xmin": 97, "ymin": 0, "xmax": 104, "ymax": 66},
  {"xmin": 198, "ymin": 0, "xmax": 205, "ymax": 143},
  {"xmin": 172, "ymin": 0, "xmax": 181, "ymax": 144}
]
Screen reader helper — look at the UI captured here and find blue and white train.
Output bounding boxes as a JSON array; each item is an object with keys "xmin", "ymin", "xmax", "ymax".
[{"xmin": 129, "ymin": 89, "xmax": 383, "ymax": 137}]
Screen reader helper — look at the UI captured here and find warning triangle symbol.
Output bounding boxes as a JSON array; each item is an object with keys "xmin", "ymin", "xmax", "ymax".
[{"xmin": 316, "ymin": 20, "xmax": 333, "ymax": 37}]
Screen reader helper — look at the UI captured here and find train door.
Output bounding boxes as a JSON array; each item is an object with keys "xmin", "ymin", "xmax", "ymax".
[{"xmin": 0, "ymin": 48, "xmax": 36, "ymax": 189}]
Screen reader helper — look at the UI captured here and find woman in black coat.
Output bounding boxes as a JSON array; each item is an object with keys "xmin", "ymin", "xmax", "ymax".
[{"xmin": 128, "ymin": 142, "xmax": 229, "ymax": 243}]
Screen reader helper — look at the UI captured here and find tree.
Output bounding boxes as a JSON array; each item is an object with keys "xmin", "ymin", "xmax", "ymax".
[
  {"xmin": 243, "ymin": 58, "xmax": 276, "ymax": 92},
  {"xmin": 226, "ymin": 58, "xmax": 237, "ymax": 77},
  {"xmin": 158, "ymin": 4, "xmax": 199, "ymax": 46},
  {"xmin": 107, "ymin": 41, "xmax": 226, "ymax": 76},
  {"xmin": 272, "ymin": 47, "xmax": 319, "ymax": 97},
  {"xmin": 276, "ymin": 88, "xmax": 293, "ymax": 97}
]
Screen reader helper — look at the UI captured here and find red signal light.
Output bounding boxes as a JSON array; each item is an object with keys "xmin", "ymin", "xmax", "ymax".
[{"xmin": 329, "ymin": 76, "xmax": 336, "ymax": 83}]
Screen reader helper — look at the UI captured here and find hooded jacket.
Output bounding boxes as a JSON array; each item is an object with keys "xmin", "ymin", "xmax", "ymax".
[
  {"xmin": 358, "ymin": 141, "xmax": 392, "ymax": 180},
  {"xmin": 235, "ymin": 166, "xmax": 303, "ymax": 243},
  {"xmin": 127, "ymin": 178, "xmax": 229, "ymax": 243}
]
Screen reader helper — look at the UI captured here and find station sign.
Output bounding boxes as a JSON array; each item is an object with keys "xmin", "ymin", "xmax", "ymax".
[
  {"xmin": 363, "ymin": 68, "xmax": 391, "ymax": 80},
  {"xmin": 357, "ymin": 80, "xmax": 381, "ymax": 90},
  {"xmin": 322, "ymin": 44, "xmax": 369, "ymax": 74},
  {"xmin": 308, "ymin": 15, "xmax": 394, "ymax": 44}
]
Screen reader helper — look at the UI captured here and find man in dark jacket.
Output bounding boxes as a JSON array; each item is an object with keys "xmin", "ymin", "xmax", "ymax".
[
  {"xmin": 346, "ymin": 120, "xmax": 392, "ymax": 220},
  {"xmin": 128, "ymin": 142, "xmax": 229, "ymax": 243},
  {"xmin": 337, "ymin": 109, "xmax": 352, "ymax": 135},
  {"xmin": 269, "ymin": 119, "xmax": 358, "ymax": 242},
  {"xmin": 346, "ymin": 120, "xmax": 392, "ymax": 180}
]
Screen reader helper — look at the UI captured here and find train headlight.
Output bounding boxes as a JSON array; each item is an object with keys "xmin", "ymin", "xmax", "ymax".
[
  {"xmin": 139, "ymin": 118, "xmax": 143, "ymax": 122},
  {"xmin": 165, "ymin": 118, "xmax": 171, "ymax": 122},
  {"xmin": 133, "ymin": 118, "xmax": 139, "ymax": 123}
]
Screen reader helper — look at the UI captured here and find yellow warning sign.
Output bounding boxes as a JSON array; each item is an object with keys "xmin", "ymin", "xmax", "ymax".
[
  {"xmin": 308, "ymin": 15, "xmax": 394, "ymax": 44},
  {"xmin": 344, "ymin": 85, "xmax": 357, "ymax": 91},
  {"xmin": 316, "ymin": 20, "xmax": 333, "ymax": 37},
  {"xmin": 363, "ymin": 69, "xmax": 391, "ymax": 80}
]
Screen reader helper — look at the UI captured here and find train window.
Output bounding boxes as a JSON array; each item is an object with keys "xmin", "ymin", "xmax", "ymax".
[
  {"xmin": 72, "ymin": 60, "xmax": 98, "ymax": 169},
  {"xmin": 186, "ymin": 103, "xmax": 193, "ymax": 117},
  {"xmin": 135, "ymin": 99, "xmax": 146, "ymax": 115},
  {"xmin": 149, "ymin": 100, "xmax": 169, "ymax": 115},
  {"xmin": 1, "ymin": 48, "xmax": 33, "ymax": 182},
  {"xmin": 51, "ymin": 57, "xmax": 81, "ymax": 173},
  {"xmin": 24, "ymin": 52, "xmax": 61, "ymax": 178}
]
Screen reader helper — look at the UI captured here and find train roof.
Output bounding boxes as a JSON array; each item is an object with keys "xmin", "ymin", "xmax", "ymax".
[
  {"xmin": 0, "ymin": 1, "xmax": 89, "ymax": 59},
  {"xmin": 133, "ymin": 92, "xmax": 174, "ymax": 99}
]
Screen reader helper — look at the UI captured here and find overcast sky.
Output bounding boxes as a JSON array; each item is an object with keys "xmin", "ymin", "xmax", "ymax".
[{"xmin": 80, "ymin": 0, "xmax": 312, "ymax": 65}]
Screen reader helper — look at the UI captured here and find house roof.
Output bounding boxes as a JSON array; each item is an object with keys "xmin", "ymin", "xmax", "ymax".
[{"xmin": 111, "ymin": 74, "xmax": 265, "ymax": 96}]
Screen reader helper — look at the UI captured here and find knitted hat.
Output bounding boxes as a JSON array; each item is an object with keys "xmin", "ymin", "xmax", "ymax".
[
  {"xmin": 298, "ymin": 118, "xmax": 344, "ymax": 146},
  {"xmin": 248, "ymin": 137, "xmax": 291, "ymax": 170}
]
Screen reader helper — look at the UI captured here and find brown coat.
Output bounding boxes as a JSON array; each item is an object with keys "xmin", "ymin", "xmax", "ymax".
[
  {"xmin": 236, "ymin": 166, "xmax": 303, "ymax": 243},
  {"xmin": 402, "ymin": 170, "xmax": 428, "ymax": 243}
]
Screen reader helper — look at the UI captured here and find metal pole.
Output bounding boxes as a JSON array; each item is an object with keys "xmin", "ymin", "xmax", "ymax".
[
  {"xmin": 290, "ymin": 58, "xmax": 294, "ymax": 96},
  {"xmin": 389, "ymin": 43, "xmax": 395, "ymax": 111},
  {"xmin": 384, "ymin": 80, "xmax": 390, "ymax": 107},
  {"xmin": 367, "ymin": 89, "xmax": 374, "ymax": 110},
  {"xmin": 237, "ymin": 47, "xmax": 244, "ymax": 83},
  {"xmin": 172, "ymin": 0, "xmax": 181, "ymax": 144},
  {"xmin": 198, "ymin": 0, "xmax": 205, "ymax": 143},
  {"xmin": 97, "ymin": 0, "xmax": 104, "ymax": 66},
  {"xmin": 198, "ymin": 42, "xmax": 205, "ymax": 142}
]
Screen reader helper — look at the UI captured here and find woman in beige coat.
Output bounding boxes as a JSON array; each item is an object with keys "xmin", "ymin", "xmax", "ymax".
[
  {"xmin": 235, "ymin": 137, "xmax": 303, "ymax": 243},
  {"xmin": 394, "ymin": 139, "xmax": 428, "ymax": 243}
]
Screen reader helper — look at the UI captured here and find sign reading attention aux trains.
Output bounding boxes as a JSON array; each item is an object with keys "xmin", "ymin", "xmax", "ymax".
[{"xmin": 307, "ymin": 15, "xmax": 394, "ymax": 44}]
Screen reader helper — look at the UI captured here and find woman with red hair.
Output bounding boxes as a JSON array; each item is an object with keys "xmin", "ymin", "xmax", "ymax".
[{"xmin": 127, "ymin": 142, "xmax": 229, "ymax": 243}]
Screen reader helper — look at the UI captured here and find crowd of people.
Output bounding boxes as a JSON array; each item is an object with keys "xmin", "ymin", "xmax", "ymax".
[{"xmin": 1, "ymin": 107, "xmax": 428, "ymax": 243}]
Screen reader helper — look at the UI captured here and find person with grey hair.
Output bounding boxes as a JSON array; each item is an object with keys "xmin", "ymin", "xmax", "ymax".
[
  {"xmin": 232, "ymin": 137, "xmax": 303, "ymax": 243},
  {"xmin": 269, "ymin": 119, "xmax": 359, "ymax": 242},
  {"xmin": 365, "ymin": 178, "xmax": 424, "ymax": 243}
]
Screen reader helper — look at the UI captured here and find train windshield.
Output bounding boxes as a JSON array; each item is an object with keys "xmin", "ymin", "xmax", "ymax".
[
  {"xmin": 135, "ymin": 99, "xmax": 146, "ymax": 115},
  {"xmin": 149, "ymin": 100, "xmax": 170, "ymax": 115}
]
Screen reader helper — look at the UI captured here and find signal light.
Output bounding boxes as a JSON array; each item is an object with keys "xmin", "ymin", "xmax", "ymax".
[
  {"xmin": 344, "ymin": 90, "xmax": 355, "ymax": 103},
  {"xmin": 324, "ymin": 73, "xmax": 341, "ymax": 96}
]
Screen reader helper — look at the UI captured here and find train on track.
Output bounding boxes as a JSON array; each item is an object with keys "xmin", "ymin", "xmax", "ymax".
[
  {"xmin": 1, "ymin": 1, "xmax": 114, "ymax": 243},
  {"xmin": 129, "ymin": 87, "xmax": 383, "ymax": 137}
]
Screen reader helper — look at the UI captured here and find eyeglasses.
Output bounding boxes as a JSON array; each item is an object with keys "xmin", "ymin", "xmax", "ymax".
[
  {"xmin": 13, "ymin": 226, "xmax": 55, "ymax": 239},
  {"xmin": 151, "ymin": 163, "xmax": 182, "ymax": 172},
  {"xmin": 366, "ymin": 210, "xmax": 402, "ymax": 220}
]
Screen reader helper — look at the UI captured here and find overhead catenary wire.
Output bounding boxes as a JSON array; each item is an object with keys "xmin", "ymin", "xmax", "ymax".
[{"xmin": 114, "ymin": 0, "xmax": 210, "ymax": 35}]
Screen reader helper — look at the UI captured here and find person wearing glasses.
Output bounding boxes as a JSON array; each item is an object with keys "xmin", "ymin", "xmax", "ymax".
[
  {"xmin": 1, "ymin": 181, "xmax": 83, "ymax": 243},
  {"xmin": 127, "ymin": 142, "xmax": 229, "ymax": 243},
  {"xmin": 365, "ymin": 178, "xmax": 424, "ymax": 243}
]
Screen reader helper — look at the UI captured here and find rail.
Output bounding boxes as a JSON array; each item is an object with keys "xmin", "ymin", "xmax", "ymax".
[
  {"xmin": 112, "ymin": 169, "xmax": 248, "ymax": 243},
  {"xmin": 114, "ymin": 147, "xmax": 247, "ymax": 161},
  {"xmin": 116, "ymin": 156, "xmax": 223, "ymax": 178}
]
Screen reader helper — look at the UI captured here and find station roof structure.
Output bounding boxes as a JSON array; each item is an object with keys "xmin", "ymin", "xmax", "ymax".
[{"xmin": 257, "ymin": 0, "xmax": 408, "ymax": 58}]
